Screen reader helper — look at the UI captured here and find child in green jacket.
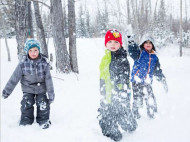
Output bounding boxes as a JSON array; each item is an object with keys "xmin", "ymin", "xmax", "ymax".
[{"xmin": 98, "ymin": 29, "xmax": 137, "ymax": 141}]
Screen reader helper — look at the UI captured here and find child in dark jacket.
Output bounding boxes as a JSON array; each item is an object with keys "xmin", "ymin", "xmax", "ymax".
[
  {"xmin": 2, "ymin": 39, "xmax": 54, "ymax": 129},
  {"xmin": 128, "ymin": 35, "xmax": 168, "ymax": 119},
  {"xmin": 98, "ymin": 29, "xmax": 137, "ymax": 141}
]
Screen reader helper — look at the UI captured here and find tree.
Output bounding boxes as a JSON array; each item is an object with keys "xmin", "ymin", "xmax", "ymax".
[
  {"xmin": 77, "ymin": 4, "xmax": 86, "ymax": 37},
  {"xmin": 0, "ymin": 11, "xmax": 11, "ymax": 61},
  {"xmin": 68, "ymin": 0, "xmax": 78, "ymax": 73},
  {"xmin": 50, "ymin": 0, "xmax": 71, "ymax": 73},
  {"xmin": 15, "ymin": 0, "xmax": 28, "ymax": 60},
  {"xmin": 85, "ymin": 9, "xmax": 91, "ymax": 38},
  {"xmin": 63, "ymin": 0, "xmax": 69, "ymax": 38},
  {"xmin": 26, "ymin": 1, "xmax": 34, "ymax": 38},
  {"xmin": 33, "ymin": 1, "xmax": 48, "ymax": 57},
  {"xmin": 180, "ymin": 0, "xmax": 182, "ymax": 56}
]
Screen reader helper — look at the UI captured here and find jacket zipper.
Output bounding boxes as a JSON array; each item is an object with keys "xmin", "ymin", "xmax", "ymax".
[{"xmin": 145, "ymin": 54, "xmax": 151, "ymax": 78}]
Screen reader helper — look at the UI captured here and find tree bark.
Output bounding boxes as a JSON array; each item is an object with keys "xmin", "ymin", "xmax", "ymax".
[
  {"xmin": 33, "ymin": 1, "xmax": 48, "ymax": 57},
  {"xmin": 15, "ymin": 0, "xmax": 27, "ymax": 60},
  {"xmin": 180, "ymin": 0, "xmax": 183, "ymax": 56},
  {"xmin": 1, "ymin": 13, "xmax": 11, "ymax": 61},
  {"xmin": 26, "ymin": 1, "xmax": 34, "ymax": 38},
  {"xmin": 68, "ymin": 0, "xmax": 79, "ymax": 73},
  {"xmin": 50, "ymin": 0, "xmax": 71, "ymax": 73}
]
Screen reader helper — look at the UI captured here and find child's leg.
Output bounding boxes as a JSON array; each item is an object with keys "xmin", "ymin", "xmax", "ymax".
[
  {"xmin": 117, "ymin": 98, "xmax": 137, "ymax": 132},
  {"xmin": 132, "ymin": 82, "xmax": 143, "ymax": 119},
  {"xmin": 36, "ymin": 93, "xmax": 50, "ymax": 125},
  {"xmin": 20, "ymin": 93, "xmax": 35, "ymax": 125},
  {"xmin": 98, "ymin": 102, "xmax": 122, "ymax": 141},
  {"xmin": 144, "ymin": 84, "xmax": 157, "ymax": 118}
]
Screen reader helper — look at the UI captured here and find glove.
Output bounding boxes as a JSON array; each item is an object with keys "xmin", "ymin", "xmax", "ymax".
[
  {"xmin": 127, "ymin": 34, "xmax": 135, "ymax": 44},
  {"xmin": 127, "ymin": 89, "xmax": 131, "ymax": 98},
  {"xmin": 161, "ymin": 78, "xmax": 168, "ymax": 93},
  {"xmin": 48, "ymin": 99, "xmax": 54, "ymax": 104},
  {"xmin": 2, "ymin": 90, "xmax": 9, "ymax": 99},
  {"xmin": 127, "ymin": 83, "xmax": 132, "ymax": 98}
]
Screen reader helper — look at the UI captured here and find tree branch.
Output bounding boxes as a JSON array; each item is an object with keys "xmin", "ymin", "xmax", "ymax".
[{"xmin": 29, "ymin": 0, "xmax": 50, "ymax": 9}]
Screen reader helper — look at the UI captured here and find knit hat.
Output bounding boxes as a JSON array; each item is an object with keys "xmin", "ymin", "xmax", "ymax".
[
  {"xmin": 105, "ymin": 29, "xmax": 122, "ymax": 46},
  {"xmin": 24, "ymin": 39, "xmax": 41, "ymax": 54}
]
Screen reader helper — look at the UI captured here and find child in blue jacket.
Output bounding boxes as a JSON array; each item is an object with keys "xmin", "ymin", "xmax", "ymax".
[{"xmin": 128, "ymin": 35, "xmax": 168, "ymax": 119}]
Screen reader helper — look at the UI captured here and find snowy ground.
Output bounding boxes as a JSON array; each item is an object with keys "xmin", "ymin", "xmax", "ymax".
[{"xmin": 1, "ymin": 38, "xmax": 190, "ymax": 142}]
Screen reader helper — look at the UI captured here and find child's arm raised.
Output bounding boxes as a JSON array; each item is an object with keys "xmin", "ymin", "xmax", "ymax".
[{"xmin": 128, "ymin": 43, "xmax": 140, "ymax": 61}]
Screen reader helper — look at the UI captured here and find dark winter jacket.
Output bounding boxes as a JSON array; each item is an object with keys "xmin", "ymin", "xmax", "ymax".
[
  {"xmin": 128, "ymin": 43, "xmax": 165, "ymax": 84},
  {"xmin": 99, "ymin": 48, "xmax": 130, "ymax": 103},
  {"xmin": 3, "ymin": 53, "xmax": 55, "ymax": 101}
]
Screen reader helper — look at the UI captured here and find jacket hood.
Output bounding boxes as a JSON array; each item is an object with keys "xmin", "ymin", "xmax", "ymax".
[{"xmin": 139, "ymin": 34, "xmax": 156, "ymax": 51}]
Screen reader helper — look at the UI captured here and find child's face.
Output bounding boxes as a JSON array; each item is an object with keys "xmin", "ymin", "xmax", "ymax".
[
  {"xmin": 144, "ymin": 40, "xmax": 153, "ymax": 52},
  {"xmin": 106, "ymin": 40, "xmax": 120, "ymax": 51},
  {"xmin": 28, "ymin": 47, "xmax": 39, "ymax": 59}
]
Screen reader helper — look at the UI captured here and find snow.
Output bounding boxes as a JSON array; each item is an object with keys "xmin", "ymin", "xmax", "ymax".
[{"xmin": 1, "ymin": 38, "xmax": 190, "ymax": 142}]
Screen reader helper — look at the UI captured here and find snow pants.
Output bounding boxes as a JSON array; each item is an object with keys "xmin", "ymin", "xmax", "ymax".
[
  {"xmin": 20, "ymin": 93, "xmax": 50, "ymax": 125},
  {"xmin": 132, "ymin": 82, "xmax": 157, "ymax": 119},
  {"xmin": 98, "ymin": 93, "xmax": 137, "ymax": 141}
]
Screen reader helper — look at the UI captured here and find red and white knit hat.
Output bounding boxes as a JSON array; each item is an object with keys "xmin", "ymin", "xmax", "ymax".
[{"xmin": 105, "ymin": 29, "xmax": 122, "ymax": 46}]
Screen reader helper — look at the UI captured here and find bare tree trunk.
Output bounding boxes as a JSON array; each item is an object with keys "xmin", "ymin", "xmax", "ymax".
[
  {"xmin": 33, "ymin": 1, "xmax": 49, "ymax": 57},
  {"xmin": 50, "ymin": 0, "xmax": 71, "ymax": 73},
  {"xmin": 180, "ymin": 0, "xmax": 183, "ymax": 56},
  {"xmin": 126, "ymin": 0, "xmax": 131, "ymax": 24},
  {"xmin": 15, "ymin": 0, "xmax": 28, "ymax": 60},
  {"xmin": 26, "ymin": 1, "xmax": 34, "ymax": 38},
  {"xmin": 68, "ymin": 0, "xmax": 79, "ymax": 73},
  {"xmin": 153, "ymin": 0, "xmax": 159, "ymax": 21},
  {"xmin": 0, "ymin": 13, "xmax": 11, "ymax": 61}
]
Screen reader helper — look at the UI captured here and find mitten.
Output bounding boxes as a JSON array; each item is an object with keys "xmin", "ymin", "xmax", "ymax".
[
  {"xmin": 127, "ymin": 83, "xmax": 132, "ymax": 98},
  {"xmin": 127, "ymin": 89, "xmax": 131, "ymax": 98},
  {"xmin": 2, "ymin": 90, "xmax": 9, "ymax": 99},
  {"xmin": 161, "ymin": 78, "xmax": 168, "ymax": 93},
  {"xmin": 48, "ymin": 99, "xmax": 54, "ymax": 104},
  {"xmin": 127, "ymin": 34, "xmax": 135, "ymax": 44}
]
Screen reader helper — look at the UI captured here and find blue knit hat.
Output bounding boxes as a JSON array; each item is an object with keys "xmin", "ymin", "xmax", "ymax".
[{"xmin": 24, "ymin": 39, "xmax": 41, "ymax": 54}]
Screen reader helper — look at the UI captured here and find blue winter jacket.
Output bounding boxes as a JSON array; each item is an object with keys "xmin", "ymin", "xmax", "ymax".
[{"xmin": 128, "ymin": 43, "xmax": 165, "ymax": 84}]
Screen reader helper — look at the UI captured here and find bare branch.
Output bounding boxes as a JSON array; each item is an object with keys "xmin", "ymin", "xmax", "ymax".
[{"xmin": 29, "ymin": 0, "xmax": 50, "ymax": 9}]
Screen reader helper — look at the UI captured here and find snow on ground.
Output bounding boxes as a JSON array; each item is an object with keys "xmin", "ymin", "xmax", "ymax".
[{"xmin": 1, "ymin": 38, "xmax": 190, "ymax": 142}]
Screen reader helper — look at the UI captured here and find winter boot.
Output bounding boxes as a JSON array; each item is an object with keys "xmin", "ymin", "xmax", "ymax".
[
  {"xmin": 40, "ymin": 120, "xmax": 51, "ymax": 129},
  {"xmin": 110, "ymin": 130, "xmax": 122, "ymax": 141},
  {"xmin": 108, "ymin": 121, "xmax": 122, "ymax": 141}
]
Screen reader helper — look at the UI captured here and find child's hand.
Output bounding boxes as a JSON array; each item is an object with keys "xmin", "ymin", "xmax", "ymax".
[
  {"xmin": 161, "ymin": 78, "xmax": 168, "ymax": 93},
  {"xmin": 2, "ymin": 90, "xmax": 9, "ymax": 99},
  {"xmin": 127, "ymin": 34, "xmax": 135, "ymax": 44},
  {"xmin": 48, "ymin": 99, "xmax": 54, "ymax": 104}
]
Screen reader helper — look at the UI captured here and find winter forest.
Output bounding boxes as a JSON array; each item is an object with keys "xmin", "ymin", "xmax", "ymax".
[{"xmin": 1, "ymin": 0, "xmax": 190, "ymax": 142}]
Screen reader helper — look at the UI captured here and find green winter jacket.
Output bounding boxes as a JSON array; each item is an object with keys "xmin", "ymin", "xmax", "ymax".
[{"xmin": 99, "ymin": 48, "xmax": 130, "ymax": 104}]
